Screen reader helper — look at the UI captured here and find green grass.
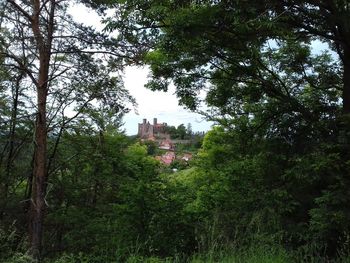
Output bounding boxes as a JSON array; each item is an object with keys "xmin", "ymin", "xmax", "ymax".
[
  {"xmin": 189, "ymin": 246, "xmax": 290, "ymax": 263},
  {"xmin": 4, "ymin": 245, "xmax": 350, "ymax": 263}
]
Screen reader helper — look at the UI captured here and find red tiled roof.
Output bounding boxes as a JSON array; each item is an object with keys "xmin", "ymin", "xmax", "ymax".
[{"xmin": 155, "ymin": 151, "xmax": 176, "ymax": 165}]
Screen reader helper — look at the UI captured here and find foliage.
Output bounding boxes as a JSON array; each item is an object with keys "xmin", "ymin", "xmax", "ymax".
[
  {"xmin": 165, "ymin": 123, "xmax": 193, "ymax": 140},
  {"xmin": 2, "ymin": 0, "xmax": 350, "ymax": 262},
  {"xmin": 102, "ymin": 0, "xmax": 350, "ymax": 257}
]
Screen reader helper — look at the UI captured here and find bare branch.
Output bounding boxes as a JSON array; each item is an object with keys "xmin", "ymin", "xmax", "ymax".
[{"xmin": 6, "ymin": 0, "xmax": 33, "ymax": 22}]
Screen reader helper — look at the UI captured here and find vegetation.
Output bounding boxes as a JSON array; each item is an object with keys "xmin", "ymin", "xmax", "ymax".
[{"xmin": 1, "ymin": 0, "xmax": 350, "ymax": 262}]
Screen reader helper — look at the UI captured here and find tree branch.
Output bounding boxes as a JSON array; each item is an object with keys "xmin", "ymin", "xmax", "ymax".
[{"xmin": 7, "ymin": 0, "xmax": 33, "ymax": 22}]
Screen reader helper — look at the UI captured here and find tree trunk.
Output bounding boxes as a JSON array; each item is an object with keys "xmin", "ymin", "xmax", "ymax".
[
  {"xmin": 5, "ymin": 76, "xmax": 20, "ymax": 185},
  {"xmin": 28, "ymin": 0, "xmax": 53, "ymax": 258},
  {"xmin": 28, "ymin": 57, "xmax": 50, "ymax": 259},
  {"xmin": 29, "ymin": 84, "xmax": 48, "ymax": 258},
  {"xmin": 0, "ymin": 75, "xmax": 21, "ymax": 219},
  {"xmin": 343, "ymin": 48, "xmax": 350, "ymax": 114}
]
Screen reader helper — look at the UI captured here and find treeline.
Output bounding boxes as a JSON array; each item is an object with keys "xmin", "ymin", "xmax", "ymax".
[
  {"xmin": 164, "ymin": 123, "xmax": 204, "ymax": 152},
  {"xmin": 164, "ymin": 123, "xmax": 204, "ymax": 141},
  {"xmin": 0, "ymin": 127, "xmax": 180, "ymax": 261},
  {"xmin": 2, "ymin": 123, "xmax": 350, "ymax": 262}
]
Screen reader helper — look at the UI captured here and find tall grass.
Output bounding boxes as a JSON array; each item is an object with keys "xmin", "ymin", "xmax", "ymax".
[
  {"xmin": 3, "ymin": 244, "xmax": 350, "ymax": 262},
  {"xmin": 190, "ymin": 246, "xmax": 290, "ymax": 263}
]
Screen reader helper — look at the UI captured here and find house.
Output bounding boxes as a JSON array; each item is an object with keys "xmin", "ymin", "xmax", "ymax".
[
  {"xmin": 159, "ymin": 139, "xmax": 174, "ymax": 150},
  {"xmin": 156, "ymin": 151, "xmax": 176, "ymax": 165},
  {"xmin": 181, "ymin": 153, "xmax": 193, "ymax": 162}
]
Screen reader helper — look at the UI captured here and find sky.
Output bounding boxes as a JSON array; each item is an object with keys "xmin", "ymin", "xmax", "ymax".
[
  {"xmin": 69, "ymin": 4, "xmax": 213, "ymax": 135},
  {"xmin": 123, "ymin": 67, "xmax": 212, "ymax": 135}
]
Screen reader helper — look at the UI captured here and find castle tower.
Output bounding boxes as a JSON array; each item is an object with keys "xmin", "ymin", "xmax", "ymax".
[{"xmin": 138, "ymin": 118, "xmax": 167, "ymax": 139}]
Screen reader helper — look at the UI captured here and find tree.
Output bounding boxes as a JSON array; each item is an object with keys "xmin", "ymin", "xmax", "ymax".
[
  {"xmin": 177, "ymin": 124, "xmax": 187, "ymax": 140},
  {"xmin": 269, "ymin": 0, "xmax": 350, "ymax": 113},
  {"xmin": 1, "ymin": 0, "xmax": 134, "ymax": 258},
  {"xmin": 106, "ymin": 0, "xmax": 346, "ymax": 120},
  {"xmin": 44, "ymin": 129, "xmax": 130, "ymax": 259},
  {"xmin": 0, "ymin": 66, "xmax": 32, "ymax": 220},
  {"xmin": 103, "ymin": 0, "xmax": 350, "ymax": 255},
  {"xmin": 186, "ymin": 123, "xmax": 192, "ymax": 137}
]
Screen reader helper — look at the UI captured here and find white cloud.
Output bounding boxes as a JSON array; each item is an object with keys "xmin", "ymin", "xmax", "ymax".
[{"xmin": 69, "ymin": 4, "xmax": 103, "ymax": 29}]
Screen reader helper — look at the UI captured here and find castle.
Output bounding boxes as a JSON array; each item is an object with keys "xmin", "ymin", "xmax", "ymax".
[
  {"xmin": 138, "ymin": 118, "xmax": 193, "ymax": 165},
  {"xmin": 138, "ymin": 118, "xmax": 168, "ymax": 140}
]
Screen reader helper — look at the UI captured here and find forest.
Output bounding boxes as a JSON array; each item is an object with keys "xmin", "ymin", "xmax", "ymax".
[{"xmin": 1, "ymin": 0, "xmax": 350, "ymax": 262}]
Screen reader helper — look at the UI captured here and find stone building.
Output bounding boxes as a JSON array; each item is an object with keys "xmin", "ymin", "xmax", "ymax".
[
  {"xmin": 138, "ymin": 118, "xmax": 168, "ymax": 139},
  {"xmin": 159, "ymin": 139, "xmax": 174, "ymax": 150}
]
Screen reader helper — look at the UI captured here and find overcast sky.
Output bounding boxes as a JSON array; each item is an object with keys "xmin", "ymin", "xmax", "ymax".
[
  {"xmin": 69, "ymin": 4, "xmax": 213, "ymax": 135},
  {"xmin": 123, "ymin": 67, "xmax": 212, "ymax": 135}
]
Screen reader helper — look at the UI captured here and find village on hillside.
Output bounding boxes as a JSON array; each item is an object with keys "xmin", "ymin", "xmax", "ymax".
[{"xmin": 138, "ymin": 118, "xmax": 201, "ymax": 166}]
